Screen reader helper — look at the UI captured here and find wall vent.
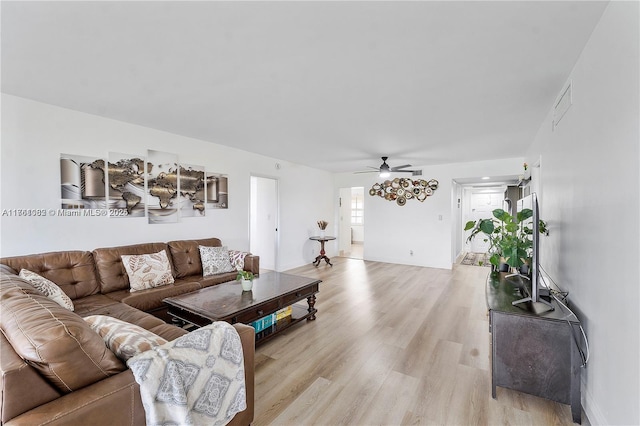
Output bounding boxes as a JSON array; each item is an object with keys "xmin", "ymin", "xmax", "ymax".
[{"xmin": 553, "ymin": 80, "xmax": 572, "ymax": 129}]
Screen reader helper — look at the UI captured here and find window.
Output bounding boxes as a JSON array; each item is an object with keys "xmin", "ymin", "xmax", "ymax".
[{"xmin": 351, "ymin": 195, "xmax": 364, "ymax": 225}]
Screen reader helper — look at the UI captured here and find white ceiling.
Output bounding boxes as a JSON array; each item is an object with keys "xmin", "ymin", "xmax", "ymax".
[{"xmin": 1, "ymin": 1, "xmax": 608, "ymax": 173}]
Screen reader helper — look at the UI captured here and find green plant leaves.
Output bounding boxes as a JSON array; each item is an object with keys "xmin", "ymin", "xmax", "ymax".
[
  {"xmin": 479, "ymin": 219, "xmax": 495, "ymax": 234},
  {"xmin": 492, "ymin": 209, "xmax": 509, "ymax": 221},
  {"xmin": 465, "ymin": 206, "xmax": 545, "ymax": 270},
  {"xmin": 516, "ymin": 208, "xmax": 533, "ymax": 222}
]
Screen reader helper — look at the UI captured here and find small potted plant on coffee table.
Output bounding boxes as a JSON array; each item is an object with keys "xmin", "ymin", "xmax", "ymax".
[{"xmin": 236, "ymin": 270, "xmax": 255, "ymax": 291}]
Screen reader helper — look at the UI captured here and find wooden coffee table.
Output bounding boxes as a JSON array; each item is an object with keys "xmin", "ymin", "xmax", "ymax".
[{"xmin": 164, "ymin": 271, "xmax": 321, "ymax": 346}]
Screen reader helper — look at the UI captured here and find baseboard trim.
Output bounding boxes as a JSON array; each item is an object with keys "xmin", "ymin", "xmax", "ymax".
[{"xmin": 583, "ymin": 384, "xmax": 606, "ymax": 425}]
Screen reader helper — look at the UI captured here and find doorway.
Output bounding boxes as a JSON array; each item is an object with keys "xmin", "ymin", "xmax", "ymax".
[
  {"xmin": 464, "ymin": 189, "xmax": 505, "ymax": 253},
  {"xmin": 338, "ymin": 187, "xmax": 364, "ymax": 260},
  {"xmin": 250, "ymin": 176, "xmax": 278, "ymax": 271}
]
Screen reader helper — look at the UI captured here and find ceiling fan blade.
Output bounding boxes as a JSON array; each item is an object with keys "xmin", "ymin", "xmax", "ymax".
[
  {"xmin": 353, "ymin": 170, "xmax": 379, "ymax": 174},
  {"xmin": 390, "ymin": 164, "xmax": 412, "ymax": 171}
]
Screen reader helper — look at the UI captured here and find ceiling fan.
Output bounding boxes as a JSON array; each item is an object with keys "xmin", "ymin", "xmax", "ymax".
[{"xmin": 355, "ymin": 157, "xmax": 422, "ymax": 177}]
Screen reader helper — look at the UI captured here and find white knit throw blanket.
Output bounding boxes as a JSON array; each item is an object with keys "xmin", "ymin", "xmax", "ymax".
[{"xmin": 127, "ymin": 322, "xmax": 247, "ymax": 426}]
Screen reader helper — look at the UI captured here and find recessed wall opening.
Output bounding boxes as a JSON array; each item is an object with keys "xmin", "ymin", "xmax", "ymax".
[{"xmin": 338, "ymin": 187, "xmax": 364, "ymax": 260}]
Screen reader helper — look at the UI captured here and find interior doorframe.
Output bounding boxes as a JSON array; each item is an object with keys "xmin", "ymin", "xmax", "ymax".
[{"xmin": 249, "ymin": 174, "xmax": 280, "ymax": 272}]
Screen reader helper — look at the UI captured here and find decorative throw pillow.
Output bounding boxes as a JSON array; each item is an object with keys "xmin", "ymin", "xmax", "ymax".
[
  {"xmin": 18, "ymin": 269, "xmax": 75, "ymax": 311},
  {"xmin": 229, "ymin": 249, "xmax": 250, "ymax": 271},
  {"xmin": 84, "ymin": 315, "xmax": 168, "ymax": 361},
  {"xmin": 199, "ymin": 245, "xmax": 235, "ymax": 276},
  {"xmin": 121, "ymin": 250, "xmax": 175, "ymax": 292}
]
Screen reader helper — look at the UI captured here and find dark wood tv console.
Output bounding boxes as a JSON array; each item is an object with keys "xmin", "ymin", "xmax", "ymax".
[{"xmin": 486, "ymin": 272, "xmax": 582, "ymax": 424}]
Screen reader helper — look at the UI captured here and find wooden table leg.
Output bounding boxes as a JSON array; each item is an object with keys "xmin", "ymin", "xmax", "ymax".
[
  {"xmin": 313, "ymin": 239, "xmax": 333, "ymax": 267},
  {"xmin": 307, "ymin": 294, "xmax": 317, "ymax": 320}
]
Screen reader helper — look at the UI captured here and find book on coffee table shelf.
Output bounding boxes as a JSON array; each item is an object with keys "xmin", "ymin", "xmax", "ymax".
[
  {"xmin": 251, "ymin": 313, "xmax": 276, "ymax": 333},
  {"xmin": 275, "ymin": 306, "xmax": 292, "ymax": 321}
]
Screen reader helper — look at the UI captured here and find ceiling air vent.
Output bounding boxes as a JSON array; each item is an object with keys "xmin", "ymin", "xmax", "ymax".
[{"xmin": 553, "ymin": 80, "xmax": 572, "ymax": 129}]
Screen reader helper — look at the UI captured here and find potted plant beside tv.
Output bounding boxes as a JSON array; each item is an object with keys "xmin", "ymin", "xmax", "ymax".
[{"xmin": 465, "ymin": 208, "xmax": 539, "ymax": 274}]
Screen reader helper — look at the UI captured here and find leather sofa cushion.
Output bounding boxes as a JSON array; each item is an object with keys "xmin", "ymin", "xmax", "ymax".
[
  {"xmin": 198, "ymin": 271, "xmax": 240, "ymax": 288},
  {"xmin": 71, "ymin": 294, "xmax": 121, "ymax": 315},
  {"xmin": 0, "ymin": 275, "xmax": 125, "ymax": 393},
  {"xmin": 168, "ymin": 238, "xmax": 222, "ymax": 278},
  {"xmin": 1, "ymin": 251, "xmax": 99, "ymax": 300},
  {"xmin": 4, "ymin": 370, "xmax": 146, "ymax": 426},
  {"xmin": 79, "ymin": 300, "xmax": 168, "ymax": 332},
  {"xmin": 93, "ymin": 243, "xmax": 172, "ymax": 294},
  {"xmin": 105, "ymin": 280, "xmax": 201, "ymax": 312},
  {"xmin": 0, "ymin": 332, "xmax": 62, "ymax": 424},
  {"xmin": 148, "ymin": 323, "xmax": 189, "ymax": 341}
]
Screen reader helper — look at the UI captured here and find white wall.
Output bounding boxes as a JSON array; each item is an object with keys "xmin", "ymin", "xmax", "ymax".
[
  {"xmin": 334, "ymin": 157, "xmax": 523, "ymax": 269},
  {"xmin": 0, "ymin": 95, "xmax": 335, "ymax": 271},
  {"xmin": 525, "ymin": 3, "xmax": 639, "ymax": 424}
]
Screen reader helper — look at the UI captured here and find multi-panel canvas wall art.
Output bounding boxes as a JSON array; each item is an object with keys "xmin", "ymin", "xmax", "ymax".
[
  {"xmin": 60, "ymin": 154, "xmax": 107, "ymax": 209},
  {"xmin": 59, "ymin": 150, "xmax": 228, "ymax": 222},
  {"xmin": 107, "ymin": 153, "xmax": 146, "ymax": 217},
  {"xmin": 206, "ymin": 173, "xmax": 229, "ymax": 209},
  {"xmin": 146, "ymin": 150, "xmax": 179, "ymax": 224},
  {"xmin": 179, "ymin": 164, "xmax": 206, "ymax": 217}
]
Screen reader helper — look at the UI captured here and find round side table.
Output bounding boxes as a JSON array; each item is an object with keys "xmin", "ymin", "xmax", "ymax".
[{"xmin": 309, "ymin": 236, "xmax": 336, "ymax": 266}]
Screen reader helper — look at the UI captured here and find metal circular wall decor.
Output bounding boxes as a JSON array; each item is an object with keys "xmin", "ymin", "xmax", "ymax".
[{"xmin": 369, "ymin": 178, "xmax": 439, "ymax": 205}]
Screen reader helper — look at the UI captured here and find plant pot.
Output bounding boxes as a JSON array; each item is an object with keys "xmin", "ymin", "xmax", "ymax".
[{"xmin": 241, "ymin": 279, "xmax": 253, "ymax": 291}]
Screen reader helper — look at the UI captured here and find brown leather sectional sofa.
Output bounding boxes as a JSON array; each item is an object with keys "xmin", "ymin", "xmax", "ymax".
[{"xmin": 0, "ymin": 237, "xmax": 259, "ymax": 426}]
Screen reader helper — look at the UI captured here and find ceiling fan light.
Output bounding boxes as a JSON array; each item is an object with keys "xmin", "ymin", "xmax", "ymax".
[{"xmin": 379, "ymin": 171, "xmax": 390, "ymax": 178}]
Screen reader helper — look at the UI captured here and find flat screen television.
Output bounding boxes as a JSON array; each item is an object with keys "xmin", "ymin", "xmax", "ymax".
[{"xmin": 511, "ymin": 192, "xmax": 554, "ymax": 312}]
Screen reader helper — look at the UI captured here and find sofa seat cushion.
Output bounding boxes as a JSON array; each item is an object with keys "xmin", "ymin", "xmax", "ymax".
[
  {"xmin": 147, "ymin": 323, "xmax": 189, "ymax": 341},
  {"xmin": 198, "ymin": 271, "xmax": 239, "ymax": 288},
  {"xmin": 167, "ymin": 238, "xmax": 223, "ymax": 278},
  {"xmin": 105, "ymin": 281, "xmax": 201, "ymax": 313},
  {"xmin": 84, "ymin": 315, "xmax": 168, "ymax": 361},
  {"xmin": 79, "ymin": 300, "xmax": 168, "ymax": 331},
  {"xmin": 0, "ymin": 275, "xmax": 125, "ymax": 393},
  {"xmin": 71, "ymin": 293, "xmax": 122, "ymax": 315}
]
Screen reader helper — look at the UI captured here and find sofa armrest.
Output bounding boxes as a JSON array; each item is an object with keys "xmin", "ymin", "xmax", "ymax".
[
  {"xmin": 2, "ymin": 324, "xmax": 254, "ymax": 426},
  {"xmin": 243, "ymin": 255, "xmax": 260, "ymax": 276},
  {"xmin": 229, "ymin": 323, "xmax": 255, "ymax": 426},
  {"xmin": 1, "ymin": 332, "xmax": 62, "ymax": 423},
  {"xmin": 5, "ymin": 371, "xmax": 144, "ymax": 426}
]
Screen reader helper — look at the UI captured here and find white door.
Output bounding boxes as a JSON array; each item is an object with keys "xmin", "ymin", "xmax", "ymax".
[
  {"xmin": 250, "ymin": 176, "xmax": 278, "ymax": 271},
  {"xmin": 465, "ymin": 190, "xmax": 504, "ymax": 253},
  {"xmin": 338, "ymin": 188, "xmax": 352, "ymax": 256}
]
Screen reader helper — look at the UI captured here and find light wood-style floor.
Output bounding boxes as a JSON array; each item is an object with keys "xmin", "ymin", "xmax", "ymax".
[{"xmin": 253, "ymin": 258, "xmax": 580, "ymax": 426}]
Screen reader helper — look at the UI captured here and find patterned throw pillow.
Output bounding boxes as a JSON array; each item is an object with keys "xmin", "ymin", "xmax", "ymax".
[
  {"xmin": 18, "ymin": 269, "xmax": 75, "ymax": 311},
  {"xmin": 199, "ymin": 245, "xmax": 235, "ymax": 276},
  {"xmin": 228, "ymin": 249, "xmax": 250, "ymax": 271},
  {"xmin": 84, "ymin": 315, "xmax": 168, "ymax": 361},
  {"xmin": 121, "ymin": 250, "xmax": 175, "ymax": 293}
]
